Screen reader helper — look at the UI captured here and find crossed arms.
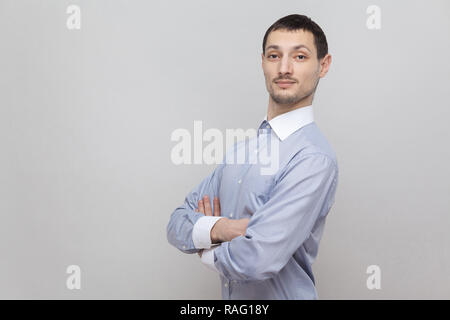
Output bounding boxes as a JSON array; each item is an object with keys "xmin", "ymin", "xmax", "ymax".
[
  {"xmin": 194, "ymin": 195, "xmax": 249, "ymax": 258},
  {"xmin": 166, "ymin": 153, "xmax": 338, "ymax": 281}
]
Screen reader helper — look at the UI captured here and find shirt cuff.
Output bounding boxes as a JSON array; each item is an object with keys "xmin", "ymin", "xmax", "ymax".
[
  {"xmin": 192, "ymin": 216, "xmax": 224, "ymax": 249},
  {"xmin": 200, "ymin": 247, "xmax": 219, "ymax": 273}
]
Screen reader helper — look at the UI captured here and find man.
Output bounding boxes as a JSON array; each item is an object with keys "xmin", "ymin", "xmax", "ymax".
[{"xmin": 166, "ymin": 14, "xmax": 338, "ymax": 299}]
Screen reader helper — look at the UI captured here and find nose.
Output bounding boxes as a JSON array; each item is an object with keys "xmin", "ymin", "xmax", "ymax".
[{"xmin": 278, "ymin": 55, "xmax": 293, "ymax": 76}]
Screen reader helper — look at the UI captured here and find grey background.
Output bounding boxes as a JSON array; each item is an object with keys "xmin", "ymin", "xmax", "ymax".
[{"xmin": 0, "ymin": 0, "xmax": 449, "ymax": 299}]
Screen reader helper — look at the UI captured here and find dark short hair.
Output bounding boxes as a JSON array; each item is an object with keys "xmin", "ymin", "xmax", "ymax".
[{"xmin": 262, "ymin": 14, "xmax": 328, "ymax": 60}]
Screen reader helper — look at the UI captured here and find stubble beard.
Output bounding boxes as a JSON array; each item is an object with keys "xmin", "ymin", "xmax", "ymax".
[
  {"xmin": 268, "ymin": 82, "xmax": 305, "ymax": 105},
  {"xmin": 267, "ymin": 78, "xmax": 319, "ymax": 106}
]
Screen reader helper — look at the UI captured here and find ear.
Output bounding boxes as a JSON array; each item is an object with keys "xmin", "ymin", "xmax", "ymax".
[{"xmin": 319, "ymin": 53, "xmax": 332, "ymax": 78}]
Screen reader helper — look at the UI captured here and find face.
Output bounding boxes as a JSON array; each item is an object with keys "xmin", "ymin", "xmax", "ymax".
[{"xmin": 262, "ymin": 29, "xmax": 331, "ymax": 106}]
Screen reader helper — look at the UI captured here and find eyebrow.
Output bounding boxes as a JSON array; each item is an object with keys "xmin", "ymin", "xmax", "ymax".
[{"xmin": 266, "ymin": 44, "xmax": 311, "ymax": 53}]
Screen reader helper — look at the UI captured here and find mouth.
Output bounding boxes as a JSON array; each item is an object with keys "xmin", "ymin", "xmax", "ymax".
[{"xmin": 275, "ymin": 81, "xmax": 295, "ymax": 89}]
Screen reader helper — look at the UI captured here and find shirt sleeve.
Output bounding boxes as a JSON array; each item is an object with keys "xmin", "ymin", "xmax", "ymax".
[
  {"xmin": 192, "ymin": 216, "xmax": 225, "ymax": 249},
  {"xmin": 166, "ymin": 162, "xmax": 225, "ymax": 254},
  {"xmin": 213, "ymin": 153, "xmax": 339, "ymax": 281},
  {"xmin": 200, "ymin": 246, "xmax": 220, "ymax": 272}
]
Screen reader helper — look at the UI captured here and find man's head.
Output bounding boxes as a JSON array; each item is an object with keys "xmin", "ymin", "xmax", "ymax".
[{"xmin": 261, "ymin": 14, "xmax": 331, "ymax": 107}]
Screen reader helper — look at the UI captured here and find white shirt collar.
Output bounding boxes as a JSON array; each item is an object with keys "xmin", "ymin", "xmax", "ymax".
[{"xmin": 261, "ymin": 105, "xmax": 314, "ymax": 141}]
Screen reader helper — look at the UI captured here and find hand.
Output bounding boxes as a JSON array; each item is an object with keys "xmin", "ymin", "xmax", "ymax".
[
  {"xmin": 211, "ymin": 217, "xmax": 250, "ymax": 243},
  {"xmin": 195, "ymin": 195, "xmax": 250, "ymax": 246},
  {"xmin": 195, "ymin": 195, "xmax": 221, "ymax": 217},
  {"xmin": 195, "ymin": 195, "xmax": 221, "ymax": 257}
]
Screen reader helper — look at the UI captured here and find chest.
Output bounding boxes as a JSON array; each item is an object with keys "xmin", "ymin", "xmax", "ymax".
[{"xmin": 219, "ymin": 162, "xmax": 276, "ymax": 219}]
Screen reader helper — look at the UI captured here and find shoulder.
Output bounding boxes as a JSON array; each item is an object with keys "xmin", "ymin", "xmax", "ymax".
[{"xmin": 292, "ymin": 122, "xmax": 338, "ymax": 170}]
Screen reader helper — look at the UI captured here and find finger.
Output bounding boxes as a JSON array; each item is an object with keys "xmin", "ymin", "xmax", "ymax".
[
  {"xmin": 198, "ymin": 199, "xmax": 205, "ymax": 214},
  {"xmin": 203, "ymin": 195, "xmax": 212, "ymax": 216},
  {"xmin": 213, "ymin": 197, "xmax": 221, "ymax": 217}
]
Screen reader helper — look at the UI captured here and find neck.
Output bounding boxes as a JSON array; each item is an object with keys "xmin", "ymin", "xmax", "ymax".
[{"xmin": 267, "ymin": 94, "xmax": 313, "ymax": 121}]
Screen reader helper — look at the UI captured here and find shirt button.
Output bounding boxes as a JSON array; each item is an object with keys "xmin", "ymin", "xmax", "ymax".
[
  {"xmin": 182, "ymin": 245, "xmax": 186, "ymax": 249},
  {"xmin": 224, "ymin": 283, "xmax": 228, "ymax": 288},
  {"xmin": 237, "ymin": 179, "xmax": 242, "ymax": 184},
  {"xmin": 254, "ymin": 149, "xmax": 258, "ymax": 154},
  {"xmin": 229, "ymin": 212, "xmax": 233, "ymax": 218}
]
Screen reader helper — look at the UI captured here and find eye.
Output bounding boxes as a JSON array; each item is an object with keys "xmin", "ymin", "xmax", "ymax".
[
  {"xmin": 296, "ymin": 55, "xmax": 306, "ymax": 60},
  {"xmin": 268, "ymin": 54, "xmax": 278, "ymax": 59}
]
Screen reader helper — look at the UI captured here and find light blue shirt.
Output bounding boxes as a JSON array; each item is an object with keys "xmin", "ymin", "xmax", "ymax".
[{"xmin": 167, "ymin": 105, "xmax": 339, "ymax": 299}]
